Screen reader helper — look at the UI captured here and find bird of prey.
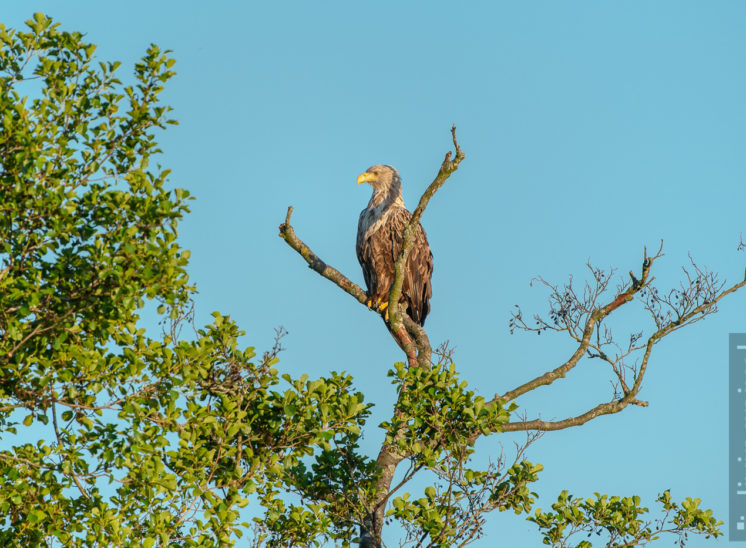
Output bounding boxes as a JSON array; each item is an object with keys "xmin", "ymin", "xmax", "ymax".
[{"xmin": 356, "ymin": 165, "xmax": 433, "ymax": 326}]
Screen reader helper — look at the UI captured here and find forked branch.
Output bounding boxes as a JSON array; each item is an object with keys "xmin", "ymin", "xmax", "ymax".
[
  {"xmin": 279, "ymin": 127, "xmax": 463, "ymax": 369},
  {"xmin": 499, "ymin": 244, "xmax": 662, "ymax": 406},
  {"xmin": 279, "ymin": 206, "xmax": 431, "ymax": 365},
  {"xmin": 488, "ymin": 244, "xmax": 746, "ymax": 435}
]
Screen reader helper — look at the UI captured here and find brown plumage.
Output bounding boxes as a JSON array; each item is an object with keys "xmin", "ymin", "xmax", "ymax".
[{"xmin": 356, "ymin": 165, "xmax": 433, "ymax": 326}]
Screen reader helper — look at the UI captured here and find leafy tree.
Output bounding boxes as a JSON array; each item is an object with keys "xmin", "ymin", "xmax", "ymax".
[
  {"xmin": 1, "ymin": 14, "xmax": 742, "ymax": 548},
  {"xmin": 0, "ymin": 14, "xmax": 366, "ymax": 547}
]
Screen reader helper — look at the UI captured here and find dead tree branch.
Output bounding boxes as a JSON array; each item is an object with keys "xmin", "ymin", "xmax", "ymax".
[
  {"xmin": 487, "ymin": 245, "xmax": 746, "ymax": 435},
  {"xmin": 279, "ymin": 206, "xmax": 368, "ymax": 305},
  {"xmin": 279, "ymin": 126, "xmax": 462, "ymax": 369},
  {"xmin": 499, "ymin": 244, "xmax": 662, "ymax": 406},
  {"xmin": 388, "ymin": 125, "xmax": 465, "ymax": 357},
  {"xmin": 279, "ymin": 206, "xmax": 430, "ymax": 364}
]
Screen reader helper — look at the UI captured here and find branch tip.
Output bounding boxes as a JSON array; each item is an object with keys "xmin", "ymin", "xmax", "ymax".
[{"xmin": 451, "ymin": 124, "xmax": 462, "ymax": 157}]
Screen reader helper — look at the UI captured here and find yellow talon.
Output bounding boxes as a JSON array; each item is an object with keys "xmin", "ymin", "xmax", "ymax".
[{"xmin": 366, "ymin": 298, "xmax": 390, "ymax": 319}]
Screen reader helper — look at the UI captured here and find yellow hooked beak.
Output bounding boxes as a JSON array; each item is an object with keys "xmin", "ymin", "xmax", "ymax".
[{"xmin": 357, "ymin": 172, "xmax": 378, "ymax": 186}]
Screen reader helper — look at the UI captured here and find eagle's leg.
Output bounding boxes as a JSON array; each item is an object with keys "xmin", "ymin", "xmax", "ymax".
[{"xmin": 379, "ymin": 301, "xmax": 389, "ymax": 322}]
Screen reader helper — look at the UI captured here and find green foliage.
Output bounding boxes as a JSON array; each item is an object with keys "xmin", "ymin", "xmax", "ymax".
[
  {"xmin": 379, "ymin": 362, "xmax": 540, "ymax": 545},
  {"xmin": 528, "ymin": 490, "xmax": 722, "ymax": 547},
  {"xmin": 0, "ymin": 14, "xmax": 370, "ymax": 547},
  {"xmin": 277, "ymin": 427, "xmax": 379, "ymax": 545},
  {"xmin": 386, "ymin": 458, "xmax": 543, "ymax": 546},
  {"xmin": 383, "ymin": 361, "xmax": 515, "ymax": 465}
]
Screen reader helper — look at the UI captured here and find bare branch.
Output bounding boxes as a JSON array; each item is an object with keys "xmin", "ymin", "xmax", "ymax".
[
  {"xmin": 279, "ymin": 206, "xmax": 369, "ymax": 306},
  {"xmin": 51, "ymin": 401, "xmax": 91, "ymax": 500},
  {"xmin": 388, "ymin": 126, "xmax": 465, "ymax": 340},
  {"xmin": 501, "ymin": 395, "xmax": 648, "ymax": 433},
  {"xmin": 499, "ymin": 251, "xmax": 657, "ymax": 407},
  {"xmin": 278, "ymin": 205, "xmax": 431, "ymax": 369},
  {"xmin": 495, "ymin": 247, "xmax": 746, "ymax": 435},
  {"xmin": 640, "ymin": 254, "xmax": 726, "ymax": 333},
  {"xmin": 403, "ymin": 315, "xmax": 432, "ymax": 368}
]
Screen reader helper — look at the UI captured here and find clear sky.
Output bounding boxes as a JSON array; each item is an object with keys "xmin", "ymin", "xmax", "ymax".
[{"xmin": 5, "ymin": 2, "xmax": 746, "ymax": 546}]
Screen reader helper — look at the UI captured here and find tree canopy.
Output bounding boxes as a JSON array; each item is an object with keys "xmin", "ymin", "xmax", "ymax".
[
  {"xmin": 1, "ymin": 14, "xmax": 741, "ymax": 548},
  {"xmin": 0, "ymin": 14, "xmax": 367, "ymax": 546}
]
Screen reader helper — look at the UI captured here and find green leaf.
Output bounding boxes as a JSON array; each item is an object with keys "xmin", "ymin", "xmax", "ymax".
[{"xmin": 27, "ymin": 509, "xmax": 46, "ymax": 524}]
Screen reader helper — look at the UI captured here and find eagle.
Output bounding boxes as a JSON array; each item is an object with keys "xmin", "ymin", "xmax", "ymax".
[{"xmin": 356, "ymin": 165, "xmax": 433, "ymax": 326}]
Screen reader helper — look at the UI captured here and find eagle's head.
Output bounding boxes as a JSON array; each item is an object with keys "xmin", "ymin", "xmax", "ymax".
[{"xmin": 357, "ymin": 165, "xmax": 402, "ymax": 206}]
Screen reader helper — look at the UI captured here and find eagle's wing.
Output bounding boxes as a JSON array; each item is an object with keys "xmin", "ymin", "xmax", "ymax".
[
  {"xmin": 384, "ymin": 207, "xmax": 433, "ymax": 326},
  {"xmin": 357, "ymin": 204, "xmax": 433, "ymax": 326},
  {"xmin": 357, "ymin": 211, "xmax": 381, "ymax": 300}
]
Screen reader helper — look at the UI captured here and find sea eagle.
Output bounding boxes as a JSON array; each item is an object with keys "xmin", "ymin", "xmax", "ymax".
[{"xmin": 356, "ymin": 165, "xmax": 433, "ymax": 326}]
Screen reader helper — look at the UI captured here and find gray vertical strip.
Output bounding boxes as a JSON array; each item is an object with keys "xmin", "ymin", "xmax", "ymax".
[{"xmin": 730, "ymin": 333, "xmax": 746, "ymax": 541}]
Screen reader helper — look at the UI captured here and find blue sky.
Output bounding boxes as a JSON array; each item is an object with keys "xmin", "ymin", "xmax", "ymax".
[{"xmin": 5, "ymin": 2, "xmax": 746, "ymax": 546}]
